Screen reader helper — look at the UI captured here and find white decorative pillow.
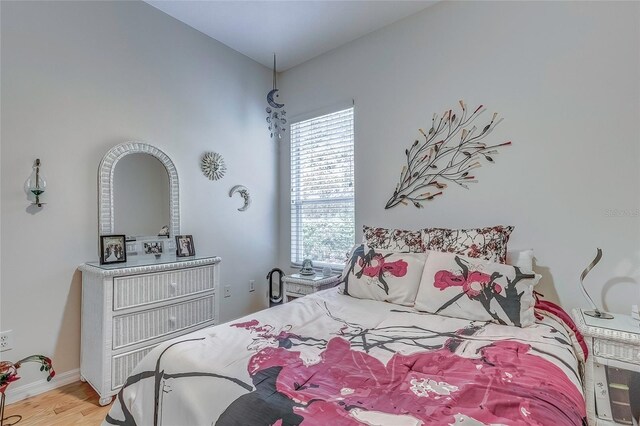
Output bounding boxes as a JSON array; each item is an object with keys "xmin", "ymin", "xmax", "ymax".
[
  {"xmin": 414, "ymin": 251, "xmax": 540, "ymax": 327},
  {"xmin": 506, "ymin": 249, "xmax": 534, "ymax": 271},
  {"xmin": 341, "ymin": 244, "xmax": 427, "ymax": 306},
  {"xmin": 362, "ymin": 225, "xmax": 423, "ymax": 253}
]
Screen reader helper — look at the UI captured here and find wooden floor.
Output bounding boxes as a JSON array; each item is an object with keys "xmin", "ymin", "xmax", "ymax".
[{"xmin": 3, "ymin": 381, "xmax": 112, "ymax": 425}]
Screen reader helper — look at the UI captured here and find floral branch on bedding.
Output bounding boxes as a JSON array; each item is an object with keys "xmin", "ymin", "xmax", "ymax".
[
  {"xmin": 232, "ymin": 315, "xmax": 476, "ymax": 356},
  {"xmin": 106, "ymin": 303, "xmax": 584, "ymax": 426},
  {"xmin": 233, "ymin": 303, "xmax": 580, "ymax": 383},
  {"xmin": 434, "ymin": 256, "xmax": 535, "ymax": 327},
  {"xmin": 223, "ymin": 315, "xmax": 584, "ymax": 426},
  {"xmin": 342, "ymin": 245, "xmax": 408, "ymax": 295}
]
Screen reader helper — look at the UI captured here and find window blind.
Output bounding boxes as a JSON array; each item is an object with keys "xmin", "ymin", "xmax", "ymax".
[{"xmin": 290, "ymin": 106, "xmax": 355, "ymax": 267}]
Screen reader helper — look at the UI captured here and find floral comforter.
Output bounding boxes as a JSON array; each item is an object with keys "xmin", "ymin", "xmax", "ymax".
[{"xmin": 104, "ymin": 289, "xmax": 586, "ymax": 426}]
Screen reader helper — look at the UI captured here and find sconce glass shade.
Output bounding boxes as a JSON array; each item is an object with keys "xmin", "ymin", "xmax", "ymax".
[{"xmin": 25, "ymin": 159, "xmax": 46, "ymax": 206}]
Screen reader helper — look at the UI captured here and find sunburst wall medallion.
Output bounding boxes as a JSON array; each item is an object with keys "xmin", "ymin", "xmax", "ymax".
[{"xmin": 201, "ymin": 152, "xmax": 226, "ymax": 181}]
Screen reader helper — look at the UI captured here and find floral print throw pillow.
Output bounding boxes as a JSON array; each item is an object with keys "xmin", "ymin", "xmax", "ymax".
[
  {"xmin": 420, "ymin": 225, "xmax": 514, "ymax": 263},
  {"xmin": 414, "ymin": 251, "xmax": 540, "ymax": 327},
  {"xmin": 341, "ymin": 244, "xmax": 427, "ymax": 306},
  {"xmin": 363, "ymin": 225, "xmax": 423, "ymax": 253}
]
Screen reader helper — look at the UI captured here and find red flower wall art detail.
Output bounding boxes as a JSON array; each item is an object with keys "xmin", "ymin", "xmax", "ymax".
[{"xmin": 385, "ymin": 101, "xmax": 511, "ymax": 209}]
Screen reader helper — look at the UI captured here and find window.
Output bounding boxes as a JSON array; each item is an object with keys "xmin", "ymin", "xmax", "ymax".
[{"xmin": 290, "ymin": 106, "xmax": 355, "ymax": 267}]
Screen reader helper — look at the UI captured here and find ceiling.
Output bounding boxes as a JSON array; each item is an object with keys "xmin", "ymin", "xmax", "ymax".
[{"xmin": 145, "ymin": 1, "xmax": 437, "ymax": 71}]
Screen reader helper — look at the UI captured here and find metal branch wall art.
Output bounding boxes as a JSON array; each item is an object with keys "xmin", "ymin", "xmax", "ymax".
[
  {"xmin": 385, "ymin": 101, "xmax": 511, "ymax": 209},
  {"xmin": 266, "ymin": 54, "xmax": 286, "ymax": 140}
]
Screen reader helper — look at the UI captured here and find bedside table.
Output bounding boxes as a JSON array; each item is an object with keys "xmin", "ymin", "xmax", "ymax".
[
  {"xmin": 282, "ymin": 274, "xmax": 341, "ymax": 302},
  {"xmin": 572, "ymin": 309, "xmax": 640, "ymax": 425}
]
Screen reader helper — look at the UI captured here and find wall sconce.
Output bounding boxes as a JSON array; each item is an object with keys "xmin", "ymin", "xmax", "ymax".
[{"xmin": 25, "ymin": 159, "xmax": 46, "ymax": 207}]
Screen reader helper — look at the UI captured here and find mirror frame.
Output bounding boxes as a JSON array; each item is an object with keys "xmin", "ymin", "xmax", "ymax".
[{"xmin": 98, "ymin": 141, "xmax": 180, "ymax": 238}]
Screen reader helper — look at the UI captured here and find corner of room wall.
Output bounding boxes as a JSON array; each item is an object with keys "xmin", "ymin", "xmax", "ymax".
[
  {"xmin": 0, "ymin": 0, "xmax": 278, "ymax": 395},
  {"xmin": 278, "ymin": 0, "xmax": 640, "ymax": 314}
]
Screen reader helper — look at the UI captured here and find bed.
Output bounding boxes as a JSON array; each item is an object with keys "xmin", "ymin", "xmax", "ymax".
[{"xmin": 103, "ymin": 288, "xmax": 587, "ymax": 426}]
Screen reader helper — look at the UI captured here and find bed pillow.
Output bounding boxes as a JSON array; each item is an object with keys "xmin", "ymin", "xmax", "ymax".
[
  {"xmin": 362, "ymin": 225, "xmax": 423, "ymax": 253},
  {"xmin": 506, "ymin": 249, "xmax": 534, "ymax": 271},
  {"xmin": 414, "ymin": 250, "xmax": 540, "ymax": 327},
  {"xmin": 341, "ymin": 244, "xmax": 427, "ymax": 306},
  {"xmin": 420, "ymin": 225, "xmax": 514, "ymax": 263}
]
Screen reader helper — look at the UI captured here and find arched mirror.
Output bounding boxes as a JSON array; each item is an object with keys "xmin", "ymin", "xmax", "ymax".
[
  {"xmin": 98, "ymin": 142, "xmax": 180, "ymax": 258},
  {"xmin": 113, "ymin": 153, "xmax": 170, "ymax": 236}
]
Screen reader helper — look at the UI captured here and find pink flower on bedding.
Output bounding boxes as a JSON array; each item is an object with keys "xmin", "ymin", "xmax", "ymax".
[
  {"xmin": 359, "ymin": 254, "xmax": 385, "ymax": 277},
  {"xmin": 241, "ymin": 334, "xmax": 585, "ymax": 426},
  {"xmin": 381, "ymin": 259, "xmax": 408, "ymax": 277},
  {"xmin": 433, "ymin": 269, "xmax": 497, "ymax": 297},
  {"xmin": 464, "ymin": 271, "xmax": 493, "ymax": 297},
  {"xmin": 434, "ymin": 270, "xmax": 465, "ymax": 289},
  {"xmin": 359, "ymin": 255, "xmax": 408, "ymax": 278}
]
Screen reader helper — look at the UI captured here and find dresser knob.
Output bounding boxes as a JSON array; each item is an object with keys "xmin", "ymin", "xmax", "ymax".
[
  {"xmin": 169, "ymin": 283, "xmax": 177, "ymax": 294},
  {"xmin": 169, "ymin": 316, "xmax": 176, "ymax": 327}
]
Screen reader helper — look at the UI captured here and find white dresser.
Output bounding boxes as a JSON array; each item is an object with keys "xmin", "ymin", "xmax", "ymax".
[{"xmin": 79, "ymin": 255, "xmax": 221, "ymax": 405}]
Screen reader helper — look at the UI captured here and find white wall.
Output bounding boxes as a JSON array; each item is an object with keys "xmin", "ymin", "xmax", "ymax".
[
  {"xmin": 279, "ymin": 1, "xmax": 640, "ymax": 314},
  {"xmin": 1, "ymin": 0, "xmax": 277, "ymax": 390}
]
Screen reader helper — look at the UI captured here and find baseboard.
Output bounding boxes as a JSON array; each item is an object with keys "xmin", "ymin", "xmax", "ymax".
[{"xmin": 4, "ymin": 368, "xmax": 80, "ymax": 405}]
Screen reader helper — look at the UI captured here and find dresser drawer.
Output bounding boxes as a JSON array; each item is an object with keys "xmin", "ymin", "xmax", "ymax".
[
  {"xmin": 594, "ymin": 338, "xmax": 640, "ymax": 365},
  {"xmin": 113, "ymin": 294, "xmax": 215, "ymax": 349},
  {"xmin": 111, "ymin": 344, "xmax": 158, "ymax": 390},
  {"xmin": 113, "ymin": 266, "xmax": 214, "ymax": 310}
]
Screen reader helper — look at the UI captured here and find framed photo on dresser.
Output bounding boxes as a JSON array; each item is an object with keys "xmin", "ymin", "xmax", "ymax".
[
  {"xmin": 100, "ymin": 234, "xmax": 127, "ymax": 265},
  {"xmin": 143, "ymin": 241, "xmax": 163, "ymax": 255},
  {"xmin": 175, "ymin": 235, "xmax": 195, "ymax": 257}
]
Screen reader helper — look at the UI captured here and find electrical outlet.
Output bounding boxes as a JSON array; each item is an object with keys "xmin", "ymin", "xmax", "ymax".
[
  {"xmin": 249, "ymin": 280, "xmax": 255, "ymax": 292},
  {"xmin": 224, "ymin": 285, "xmax": 231, "ymax": 298},
  {"xmin": 0, "ymin": 330, "xmax": 14, "ymax": 352}
]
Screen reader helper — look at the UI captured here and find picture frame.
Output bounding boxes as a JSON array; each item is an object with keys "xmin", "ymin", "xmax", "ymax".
[
  {"xmin": 143, "ymin": 241, "xmax": 164, "ymax": 255},
  {"xmin": 100, "ymin": 234, "xmax": 127, "ymax": 265},
  {"xmin": 175, "ymin": 235, "xmax": 196, "ymax": 257}
]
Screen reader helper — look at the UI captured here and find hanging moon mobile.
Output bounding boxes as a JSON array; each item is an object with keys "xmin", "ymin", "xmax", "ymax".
[
  {"xmin": 229, "ymin": 185, "xmax": 251, "ymax": 211},
  {"xmin": 267, "ymin": 89, "xmax": 285, "ymax": 109}
]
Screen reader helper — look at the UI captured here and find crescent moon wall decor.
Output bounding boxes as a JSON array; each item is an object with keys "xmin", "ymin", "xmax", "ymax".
[
  {"xmin": 266, "ymin": 54, "xmax": 286, "ymax": 140},
  {"xmin": 229, "ymin": 185, "xmax": 251, "ymax": 211},
  {"xmin": 201, "ymin": 152, "xmax": 226, "ymax": 181}
]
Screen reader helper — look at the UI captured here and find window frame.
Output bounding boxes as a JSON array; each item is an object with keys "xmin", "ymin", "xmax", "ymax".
[{"xmin": 289, "ymin": 101, "xmax": 355, "ymax": 270}]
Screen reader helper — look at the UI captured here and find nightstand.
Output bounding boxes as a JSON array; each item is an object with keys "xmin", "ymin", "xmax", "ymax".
[
  {"xmin": 572, "ymin": 309, "xmax": 640, "ymax": 425},
  {"xmin": 282, "ymin": 274, "xmax": 341, "ymax": 302}
]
